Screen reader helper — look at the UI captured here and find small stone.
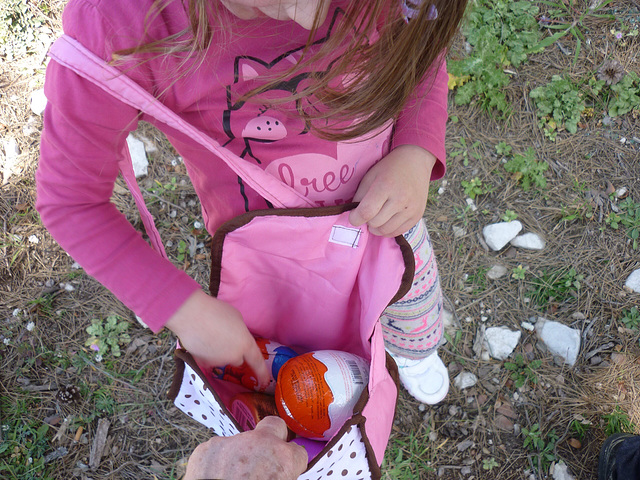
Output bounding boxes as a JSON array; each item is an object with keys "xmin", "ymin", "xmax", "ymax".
[
  {"xmin": 456, "ymin": 439, "xmax": 474, "ymax": 452},
  {"xmin": 568, "ymin": 438, "xmax": 582, "ymax": 449},
  {"xmin": 571, "ymin": 312, "xmax": 586, "ymax": 320},
  {"xmin": 461, "ymin": 466, "xmax": 472, "ymax": 475},
  {"xmin": 482, "ymin": 221, "xmax": 523, "ymax": 251},
  {"xmin": 28, "ymin": 235, "xmax": 39, "ymax": 244},
  {"xmin": 625, "ymin": 269, "xmax": 640, "ymax": 293},
  {"xmin": 521, "ymin": 321, "xmax": 535, "ymax": 331},
  {"xmin": 454, "ymin": 371, "xmax": 478, "ymax": 389},
  {"xmin": 126, "ymin": 134, "xmax": 148, "ymax": 178},
  {"xmin": 494, "ymin": 414, "xmax": 514, "ymax": 431},
  {"xmin": 510, "ymin": 232, "xmax": 546, "ymax": 250},
  {"xmin": 552, "ymin": 461, "xmax": 576, "ymax": 480},
  {"xmin": 30, "ymin": 88, "xmax": 48, "ymax": 115},
  {"xmin": 484, "ymin": 326, "xmax": 521, "ymax": 360},
  {"xmin": 428, "ymin": 431, "xmax": 438, "ymax": 442},
  {"xmin": 590, "ymin": 356, "xmax": 602, "ymax": 366},
  {"xmin": 610, "ymin": 352, "xmax": 626, "ymax": 364},
  {"xmin": 487, "ymin": 265, "xmax": 508, "ymax": 280},
  {"xmin": 536, "ymin": 317, "xmax": 580, "ymax": 366}
]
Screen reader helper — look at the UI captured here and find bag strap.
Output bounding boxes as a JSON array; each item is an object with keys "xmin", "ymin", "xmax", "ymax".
[{"xmin": 47, "ymin": 35, "xmax": 317, "ymax": 211}]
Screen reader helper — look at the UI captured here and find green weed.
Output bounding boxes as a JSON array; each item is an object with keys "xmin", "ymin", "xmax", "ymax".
[
  {"xmin": 450, "ymin": 138, "xmax": 482, "ymax": 167},
  {"xmin": 504, "ymin": 354, "xmax": 542, "ymax": 388},
  {"xmin": 522, "ymin": 423, "xmax": 559, "ymax": 473},
  {"xmin": 608, "ymin": 71, "xmax": 640, "ymax": 117},
  {"xmin": 0, "ymin": 397, "xmax": 54, "ymax": 480},
  {"xmin": 0, "ymin": 1, "xmax": 50, "ymax": 61},
  {"xmin": 503, "ymin": 147, "xmax": 548, "ymax": 191},
  {"xmin": 617, "ymin": 198, "xmax": 640, "ymax": 250},
  {"xmin": 448, "ymin": 0, "xmax": 542, "ymax": 115},
  {"xmin": 621, "ymin": 307, "xmax": 640, "ymax": 331},
  {"xmin": 528, "ymin": 267, "xmax": 583, "ymax": 308},
  {"xmin": 502, "ymin": 210, "xmax": 518, "ymax": 222},
  {"xmin": 495, "ymin": 141, "xmax": 513, "ymax": 156},
  {"xmin": 383, "ymin": 431, "xmax": 435, "ymax": 479},
  {"xmin": 512, "ymin": 265, "xmax": 527, "ymax": 280},
  {"xmin": 482, "ymin": 457, "xmax": 500, "ymax": 471},
  {"xmin": 603, "ymin": 407, "xmax": 637, "ymax": 436},
  {"xmin": 530, "ymin": 75, "xmax": 585, "ymax": 140},
  {"xmin": 570, "ymin": 417, "xmax": 592, "ymax": 440},
  {"xmin": 85, "ymin": 315, "xmax": 131, "ymax": 359},
  {"xmin": 535, "ymin": 0, "xmax": 615, "ymax": 64},
  {"xmin": 461, "ymin": 177, "xmax": 492, "ymax": 199}
]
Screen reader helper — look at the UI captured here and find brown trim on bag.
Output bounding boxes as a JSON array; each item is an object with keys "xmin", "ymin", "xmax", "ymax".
[
  {"xmin": 389, "ymin": 234, "xmax": 415, "ymax": 306},
  {"xmin": 167, "ymin": 348, "xmax": 244, "ymax": 433},
  {"xmin": 209, "ymin": 203, "xmax": 359, "ymax": 296}
]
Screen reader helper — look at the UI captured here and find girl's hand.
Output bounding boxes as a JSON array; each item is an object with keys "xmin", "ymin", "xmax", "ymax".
[
  {"xmin": 349, "ymin": 145, "xmax": 437, "ymax": 237},
  {"xmin": 165, "ymin": 290, "xmax": 270, "ymax": 387}
]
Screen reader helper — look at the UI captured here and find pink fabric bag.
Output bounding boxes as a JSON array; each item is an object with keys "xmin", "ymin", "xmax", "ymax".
[{"xmin": 49, "ymin": 35, "xmax": 414, "ymax": 479}]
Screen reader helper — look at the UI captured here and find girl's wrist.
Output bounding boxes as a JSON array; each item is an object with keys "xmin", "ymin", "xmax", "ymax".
[{"xmin": 393, "ymin": 144, "xmax": 437, "ymax": 175}]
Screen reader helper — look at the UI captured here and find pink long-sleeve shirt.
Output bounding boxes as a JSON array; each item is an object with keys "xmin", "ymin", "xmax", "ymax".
[{"xmin": 36, "ymin": 0, "xmax": 449, "ymax": 332}]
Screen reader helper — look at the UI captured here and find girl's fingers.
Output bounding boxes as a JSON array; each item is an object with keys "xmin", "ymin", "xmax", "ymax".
[{"xmin": 244, "ymin": 340, "xmax": 271, "ymax": 387}]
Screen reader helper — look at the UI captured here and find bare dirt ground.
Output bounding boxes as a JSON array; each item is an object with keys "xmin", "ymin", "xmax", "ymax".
[{"xmin": 1, "ymin": 1, "xmax": 639, "ymax": 479}]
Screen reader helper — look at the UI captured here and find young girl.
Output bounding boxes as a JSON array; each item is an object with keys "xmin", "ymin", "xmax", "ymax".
[{"xmin": 37, "ymin": 0, "xmax": 468, "ymax": 405}]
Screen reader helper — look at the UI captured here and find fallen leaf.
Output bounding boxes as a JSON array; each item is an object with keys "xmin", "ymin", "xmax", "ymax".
[{"xmin": 569, "ymin": 438, "xmax": 582, "ymax": 449}]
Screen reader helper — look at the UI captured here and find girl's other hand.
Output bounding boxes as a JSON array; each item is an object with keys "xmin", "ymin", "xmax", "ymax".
[
  {"xmin": 349, "ymin": 145, "xmax": 437, "ymax": 237},
  {"xmin": 165, "ymin": 290, "xmax": 270, "ymax": 387}
]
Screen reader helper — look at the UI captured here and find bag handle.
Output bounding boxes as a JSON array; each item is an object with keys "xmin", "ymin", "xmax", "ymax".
[{"xmin": 47, "ymin": 35, "xmax": 317, "ymax": 210}]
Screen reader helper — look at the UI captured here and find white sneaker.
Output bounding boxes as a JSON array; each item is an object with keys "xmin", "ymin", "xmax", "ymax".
[{"xmin": 388, "ymin": 350, "xmax": 449, "ymax": 405}]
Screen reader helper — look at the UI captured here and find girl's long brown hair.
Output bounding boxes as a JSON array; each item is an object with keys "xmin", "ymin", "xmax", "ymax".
[{"xmin": 115, "ymin": 0, "xmax": 468, "ymax": 141}]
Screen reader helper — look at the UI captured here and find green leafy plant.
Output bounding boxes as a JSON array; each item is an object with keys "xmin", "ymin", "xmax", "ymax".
[
  {"xmin": 482, "ymin": 457, "xmax": 500, "ymax": 471},
  {"xmin": 0, "ymin": 1, "xmax": 49, "ymax": 60},
  {"xmin": 177, "ymin": 239, "xmax": 188, "ymax": 262},
  {"xmin": 512, "ymin": 265, "xmax": 527, "ymax": 280},
  {"xmin": 608, "ymin": 71, "xmax": 640, "ymax": 117},
  {"xmin": 535, "ymin": 0, "xmax": 615, "ymax": 64},
  {"xmin": 528, "ymin": 267, "xmax": 584, "ymax": 308},
  {"xmin": 461, "ymin": 177, "xmax": 492, "ymax": 199},
  {"xmin": 448, "ymin": 0, "xmax": 542, "ymax": 115},
  {"xmin": 501, "ymin": 210, "xmax": 518, "ymax": 222},
  {"xmin": 521, "ymin": 423, "xmax": 559, "ymax": 473},
  {"xmin": 530, "ymin": 75, "xmax": 585, "ymax": 140},
  {"xmin": 450, "ymin": 138, "xmax": 482, "ymax": 166},
  {"xmin": 603, "ymin": 407, "xmax": 637, "ymax": 436},
  {"xmin": 383, "ymin": 431, "xmax": 435, "ymax": 479},
  {"xmin": 85, "ymin": 315, "xmax": 131, "ymax": 358},
  {"xmin": 617, "ymin": 198, "xmax": 640, "ymax": 249},
  {"xmin": 621, "ymin": 307, "xmax": 640, "ymax": 331},
  {"xmin": 495, "ymin": 141, "xmax": 513, "ymax": 156},
  {"xmin": 0, "ymin": 397, "xmax": 54, "ymax": 479},
  {"xmin": 570, "ymin": 417, "xmax": 592, "ymax": 440},
  {"xmin": 504, "ymin": 354, "xmax": 542, "ymax": 388},
  {"xmin": 503, "ymin": 147, "xmax": 548, "ymax": 191}
]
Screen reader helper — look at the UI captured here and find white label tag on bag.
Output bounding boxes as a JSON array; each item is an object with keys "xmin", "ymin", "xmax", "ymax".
[{"xmin": 329, "ymin": 225, "xmax": 361, "ymax": 248}]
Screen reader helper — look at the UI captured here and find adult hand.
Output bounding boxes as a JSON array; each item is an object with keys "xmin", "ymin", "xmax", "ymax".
[
  {"xmin": 165, "ymin": 290, "xmax": 270, "ymax": 388},
  {"xmin": 184, "ymin": 416, "xmax": 308, "ymax": 480},
  {"xmin": 349, "ymin": 145, "xmax": 437, "ymax": 237}
]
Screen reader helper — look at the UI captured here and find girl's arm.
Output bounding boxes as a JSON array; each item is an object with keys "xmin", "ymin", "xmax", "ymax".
[
  {"xmin": 349, "ymin": 55, "xmax": 448, "ymax": 236},
  {"xmin": 37, "ymin": 43, "xmax": 268, "ymax": 386}
]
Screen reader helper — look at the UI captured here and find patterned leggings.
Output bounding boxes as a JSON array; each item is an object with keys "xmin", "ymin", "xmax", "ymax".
[{"xmin": 381, "ymin": 219, "xmax": 444, "ymax": 360}]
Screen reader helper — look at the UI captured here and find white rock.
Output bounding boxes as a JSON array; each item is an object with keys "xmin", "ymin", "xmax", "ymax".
[
  {"xmin": 487, "ymin": 265, "xmax": 508, "ymax": 280},
  {"xmin": 552, "ymin": 461, "xmax": 575, "ymax": 480},
  {"xmin": 482, "ymin": 221, "xmax": 523, "ymax": 251},
  {"xmin": 454, "ymin": 371, "xmax": 478, "ymax": 389},
  {"xmin": 616, "ymin": 187, "xmax": 627, "ymax": 198},
  {"xmin": 535, "ymin": 317, "xmax": 581, "ymax": 366},
  {"xmin": 484, "ymin": 326, "xmax": 521, "ymax": 360},
  {"xmin": 625, "ymin": 269, "xmax": 640, "ymax": 293},
  {"xmin": 2, "ymin": 137, "xmax": 21, "ymax": 185},
  {"xmin": 28, "ymin": 235, "xmax": 39, "ymax": 244},
  {"xmin": 510, "ymin": 232, "xmax": 546, "ymax": 250},
  {"xmin": 126, "ymin": 134, "xmax": 148, "ymax": 178},
  {"xmin": 30, "ymin": 88, "xmax": 48, "ymax": 115},
  {"xmin": 465, "ymin": 198, "xmax": 477, "ymax": 211},
  {"xmin": 521, "ymin": 321, "xmax": 535, "ymax": 331}
]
